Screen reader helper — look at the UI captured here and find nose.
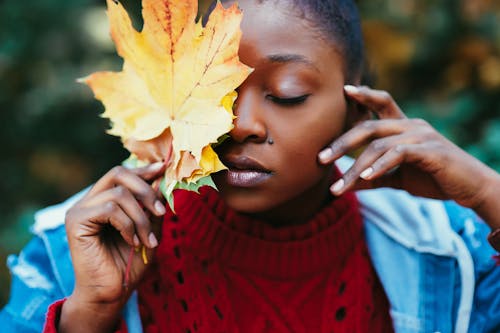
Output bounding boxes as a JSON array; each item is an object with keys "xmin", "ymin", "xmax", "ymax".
[{"xmin": 230, "ymin": 87, "xmax": 267, "ymax": 143}]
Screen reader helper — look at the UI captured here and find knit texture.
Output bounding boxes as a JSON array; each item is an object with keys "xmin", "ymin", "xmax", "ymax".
[
  {"xmin": 136, "ymin": 187, "xmax": 394, "ymax": 333},
  {"xmin": 42, "ymin": 185, "xmax": 394, "ymax": 332}
]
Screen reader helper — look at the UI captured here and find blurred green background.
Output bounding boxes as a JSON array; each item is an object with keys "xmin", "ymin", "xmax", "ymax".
[{"xmin": 0, "ymin": 0, "xmax": 499, "ymax": 306}]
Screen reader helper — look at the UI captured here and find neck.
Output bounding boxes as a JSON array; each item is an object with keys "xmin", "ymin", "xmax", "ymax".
[{"xmin": 248, "ymin": 173, "xmax": 334, "ymax": 227}]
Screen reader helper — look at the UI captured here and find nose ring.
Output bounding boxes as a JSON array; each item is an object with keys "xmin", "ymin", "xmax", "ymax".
[{"xmin": 268, "ymin": 138, "xmax": 274, "ymax": 145}]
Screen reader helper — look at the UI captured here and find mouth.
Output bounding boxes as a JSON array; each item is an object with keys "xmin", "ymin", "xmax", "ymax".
[{"xmin": 221, "ymin": 155, "xmax": 272, "ymax": 187}]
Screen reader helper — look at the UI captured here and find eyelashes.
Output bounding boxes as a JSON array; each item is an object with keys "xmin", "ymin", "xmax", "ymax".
[{"xmin": 266, "ymin": 94, "xmax": 310, "ymax": 106}]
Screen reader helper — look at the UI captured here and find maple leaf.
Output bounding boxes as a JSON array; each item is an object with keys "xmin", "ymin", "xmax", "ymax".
[{"xmin": 80, "ymin": 0, "xmax": 252, "ymax": 206}]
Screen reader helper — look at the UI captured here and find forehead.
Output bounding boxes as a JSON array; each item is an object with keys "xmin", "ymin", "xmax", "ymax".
[{"xmin": 234, "ymin": 0, "xmax": 343, "ymax": 72}]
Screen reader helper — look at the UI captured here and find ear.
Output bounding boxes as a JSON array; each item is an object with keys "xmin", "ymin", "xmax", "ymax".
[
  {"xmin": 344, "ymin": 97, "xmax": 372, "ymax": 130},
  {"xmin": 344, "ymin": 61, "xmax": 376, "ymax": 129}
]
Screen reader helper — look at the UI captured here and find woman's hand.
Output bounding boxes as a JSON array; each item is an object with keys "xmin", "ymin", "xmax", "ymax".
[
  {"xmin": 318, "ymin": 85, "xmax": 500, "ymax": 229},
  {"xmin": 60, "ymin": 162, "xmax": 166, "ymax": 333}
]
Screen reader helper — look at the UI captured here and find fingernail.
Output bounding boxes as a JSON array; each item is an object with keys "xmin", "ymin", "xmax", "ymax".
[
  {"xmin": 344, "ymin": 85, "xmax": 359, "ymax": 94},
  {"xmin": 133, "ymin": 234, "xmax": 140, "ymax": 247},
  {"xmin": 318, "ymin": 148, "xmax": 333, "ymax": 162},
  {"xmin": 149, "ymin": 162, "xmax": 164, "ymax": 172},
  {"xmin": 148, "ymin": 233, "xmax": 158, "ymax": 248},
  {"xmin": 331, "ymin": 178, "xmax": 344, "ymax": 194},
  {"xmin": 154, "ymin": 200, "xmax": 166, "ymax": 215},
  {"xmin": 360, "ymin": 167, "xmax": 374, "ymax": 180}
]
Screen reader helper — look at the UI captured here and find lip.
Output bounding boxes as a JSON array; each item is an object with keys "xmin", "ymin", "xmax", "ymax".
[{"xmin": 221, "ymin": 155, "xmax": 272, "ymax": 187}]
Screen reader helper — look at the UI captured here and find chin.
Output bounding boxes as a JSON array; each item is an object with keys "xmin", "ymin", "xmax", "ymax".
[
  {"xmin": 213, "ymin": 173, "xmax": 273, "ymax": 214},
  {"xmin": 218, "ymin": 189, "xmax": 280, "ymax": 215}
]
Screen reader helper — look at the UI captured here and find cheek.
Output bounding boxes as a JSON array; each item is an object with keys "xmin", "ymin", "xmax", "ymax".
[
  {"xmin": 270, "ymin": 101, "xmax": 347, "ymax": 189},
  {"xmin": 274, "ymin": 98, "xmax": 347, "ymax": 161},
  {"xmin": 313, "ymin": 97, "xmax": 348, "ymax": 150},
  {"xmin": 215, "ymin": 96, "xmax": 347, "ymax": 213}
]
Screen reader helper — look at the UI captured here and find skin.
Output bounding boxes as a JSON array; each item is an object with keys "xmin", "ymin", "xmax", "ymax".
[
  {"xmin": 213, "ymin": 0, "xmax": 351, "ymax": 225},
  {"xmin": 60, "ymin": 163, "xmax": 166, "ymax": 333},
  {"xmin": 59, "ymin": 0, "xmax": 500, "ymax": 331},
  {"xmin": 320, "ymin": 84, "xmax": 500, "ymax": 228}
]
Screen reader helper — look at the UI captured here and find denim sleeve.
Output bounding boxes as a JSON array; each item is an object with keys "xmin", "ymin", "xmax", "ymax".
[
  {"xmin": 0, "ymin": 234, "xmax": 66, "ymax": 332},
  {"xmin": 445, "ymin": 201, "xmax": 500, "ymax": 333}
]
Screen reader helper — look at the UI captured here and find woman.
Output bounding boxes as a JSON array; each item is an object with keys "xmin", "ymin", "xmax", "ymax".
[{"xmin": 2, "ymin": 0, "xmax": 500, "ymax": 332}]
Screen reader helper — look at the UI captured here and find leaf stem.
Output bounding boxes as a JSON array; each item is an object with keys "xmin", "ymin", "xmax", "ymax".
[{"xmin": 123, "ymin": 246, "xmax": 135, "ymax": 290}]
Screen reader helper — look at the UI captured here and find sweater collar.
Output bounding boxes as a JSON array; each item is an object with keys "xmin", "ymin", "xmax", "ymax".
[{"xmin": 165, "ymin": 185, "xmax": 363, "ymax": 279}]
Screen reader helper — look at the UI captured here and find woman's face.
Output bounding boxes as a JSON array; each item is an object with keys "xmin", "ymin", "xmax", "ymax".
[{"xmin": 214, "ymin": 0, "xmax": 351, "ymax": 223}]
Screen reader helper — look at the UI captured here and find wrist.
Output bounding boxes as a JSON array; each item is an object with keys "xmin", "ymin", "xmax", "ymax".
[
  {"xmin": 58, "ymin": 294, "xmax": 124, "ymax": 333},
  {"xmin": 472, "ymin": 171, "xmax": 500, "ymax": 230}
]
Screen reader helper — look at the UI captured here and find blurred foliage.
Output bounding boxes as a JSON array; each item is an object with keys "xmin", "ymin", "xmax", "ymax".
[
  {"xmin": 359, "ymin": 0, "xmax": 500, "ymax": 168},
  {"xmin": 1, "ymin": 0, "xmax": 499, "ymax": 306}
]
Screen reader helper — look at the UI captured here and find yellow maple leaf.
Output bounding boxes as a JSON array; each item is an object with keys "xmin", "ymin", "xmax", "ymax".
[{"xmin": 80, "ymin": 0, "xmax": 251, "ymax": 198}]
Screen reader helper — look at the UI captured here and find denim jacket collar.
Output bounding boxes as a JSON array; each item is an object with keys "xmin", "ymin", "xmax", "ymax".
[{"xmin": 26, "ymin": 157, "xmax": 480, "ymax": 333}]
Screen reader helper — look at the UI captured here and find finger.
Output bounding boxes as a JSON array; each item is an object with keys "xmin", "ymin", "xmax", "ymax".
[
  {"xmin": 67, "ymin": 203, "xmax": 138, "ymax": 248},
  {"xmin": 346, "ymin": 143, "xmax": 447, "ymax": 196},
  {"xmin": 344, "ymin": 85, "xmax": 406, "ymax": 120},
  {"xmin": 130, "ymin": 161, "xmax": 167, "ymax": 181},
  {"xmin": 88, "ymin": 162, "xmax": 164, "ymax": 195},
  {"xmin": 83, "ymin": 186, "xmax": 158, "ymax": 248},
  {"xmin": 121, "ymin": 243, "xmax": 157, "ymax": 287},
  {"xmin": 329, "ymin": 133, "xmax": 417, "ymax": 195},
  {"xmin": 358, "ymin": 141, "xmax": 446, "ymax": 183},
  {"xmin": 86, "ymin": 164, "xmax": 166, "ymax": 217},
  {"xmin": 359, "ymin": 144, "xmax": 412, "ymax": 182},
  {"xmin": 319, "ymin": 119, "xmax": 414, "ymax": 164}
]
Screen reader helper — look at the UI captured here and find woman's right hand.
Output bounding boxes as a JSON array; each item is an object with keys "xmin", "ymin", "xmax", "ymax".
[{"xmin": 59, "ymin": 162, "xmax": 166, "ymax": 333}]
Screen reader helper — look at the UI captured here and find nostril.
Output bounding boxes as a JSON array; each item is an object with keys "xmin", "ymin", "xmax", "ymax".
[
  {"xmin": 230, "ymin": 132, "xmax": 264, "ymax": 144},
  {"xmin": 229, "ymin": 104, "xmax": 267, "ymax": 143}
]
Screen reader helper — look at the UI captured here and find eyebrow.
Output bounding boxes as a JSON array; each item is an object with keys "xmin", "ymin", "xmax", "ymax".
[{"xmin": 267, "ymin": 54, "xmax": 319, "ymax": 71}]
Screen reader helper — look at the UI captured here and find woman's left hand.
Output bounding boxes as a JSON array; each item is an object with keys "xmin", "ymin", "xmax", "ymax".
[{"xmin": 318, "ymin": 85, "xmax": 500, "ymax": 228}]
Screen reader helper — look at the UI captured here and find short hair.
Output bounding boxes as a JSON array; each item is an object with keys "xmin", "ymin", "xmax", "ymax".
[
  {"xmin": 212, "ymin": 0, "xmax": 365, "ymax": 82},
  {"xmin": 289, "ymin": 0, "xmax": 364, "ymax": 82}
]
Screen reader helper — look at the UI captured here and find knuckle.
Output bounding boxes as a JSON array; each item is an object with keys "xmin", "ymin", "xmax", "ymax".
[
  {"xmin": 64, "ymin": 203, "xmax": 86, "ymax": 226},
  {"xmin": 137, "ymin": 186, "xmax": 155, "ymax": 202},
  {"xmin": 134, "ymin": 212, "xmax": 149, "ymax": 226},
  {"xmin": 394, "ymin": 144, "xmax": 407, "ymax": 154},
  {"xmin": 142, "ymin": 193, "xmax": 157, "ymax": 207},
  {"xmin": 434, "ymin": 140, "xmax": 447, "ymax": 151},
  {"xmin": 360, "ymin": 120, "xmax": 375, "ymax": 131},
  {"xmin": 371, "ymin": 159, "xmax": 385, "ymax": 171},
  {"xmin": 343, "ymin": 169, "xmax": 357, "ymax": 183},
  {"xmin": 64, "ymin": 208, "xmax": 77, "ymax": 225},
  {"xmin": 370, "ymin": 138, "xmax": 388, "ymax": 152},
  {"xmin": 120, "ymin": 218, "xmax": 134, "ymax": 233},
  {"xmin": 330, "ymin": 137, "xmax": 345, "ymax": 152},
  {"xmin": 109, "ymin": 165, "xmax": 127, "ymax": 179},
  {"xmin": 411, "ymin": 118, "xmax": 429, "ymax": 127},
  {"xmin": 104, "ymin": 201, "xmax": 119, "ymax": 214},
  {"xmin": 420, "ymin": 128, "xmax": 436, "ymax": 140},
  {"xmin": 113, "ymin": 185, "xmax": 128, "ymax": 198},
  {"xmin": 412, "ymin": 120, "xmax": 436, "ymax": 139},
  {"xmin": 379, "ymin": 91, "xmax": 393, "ymax": 103}
]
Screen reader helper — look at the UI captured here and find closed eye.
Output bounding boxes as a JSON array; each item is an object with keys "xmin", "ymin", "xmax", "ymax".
[{"xmin": 266, "ymin": 94, "xmax": 310, "ymax": 106}]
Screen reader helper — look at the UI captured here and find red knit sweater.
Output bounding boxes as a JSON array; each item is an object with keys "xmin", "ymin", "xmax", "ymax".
[{"xmin": 44, "ymin": 187, "xmax": 394, "ymax": 332}]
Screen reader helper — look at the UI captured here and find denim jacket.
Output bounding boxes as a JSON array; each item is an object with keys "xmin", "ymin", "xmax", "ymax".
[{"xmin": 1, "ymin": 161, "xmax": 500, "ymax": 332}]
